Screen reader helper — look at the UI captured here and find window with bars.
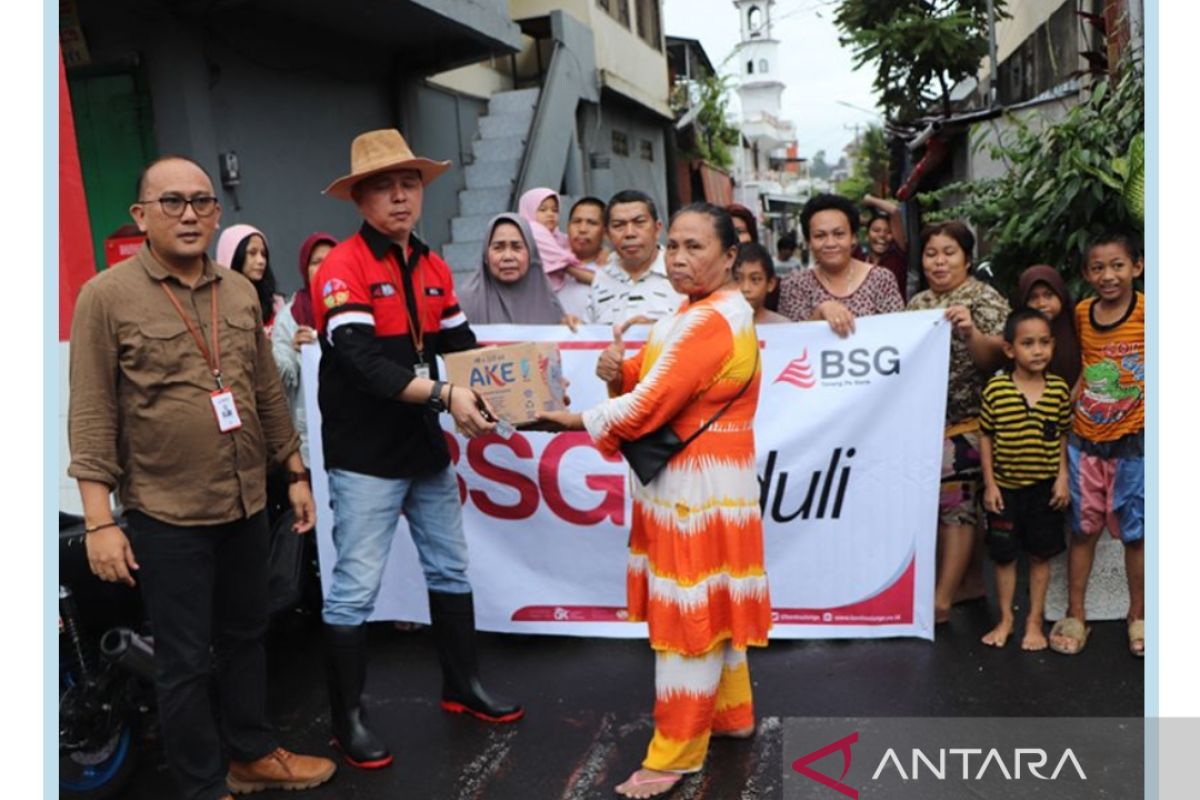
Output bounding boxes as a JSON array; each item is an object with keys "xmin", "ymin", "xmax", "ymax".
[
  {"xmin": 612, "ymin": 130, "xmax": 630, "ymax": 156},
  {"xmin": 597, "ymin": 0, "xmax": 631, "ymax": 29},
  {"xmin": 640, "ymin": 140, "xmax": 654, "ymax": 161}
]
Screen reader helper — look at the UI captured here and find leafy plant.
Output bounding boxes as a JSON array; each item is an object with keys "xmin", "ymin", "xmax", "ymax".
[
  {"xmin": 836, "ymin": 124, "xmax": 890, "ymax": 202},
  {"xmin": 918, "ymin": 58, "xmax": 1144, "ymax": 295},
  {"xmin": 834, "ymin": 0, "xmax": 1007, "ymax": 122},
  {"xmin": 673, "ymin": 73, "xmax": 741, "ymax": 170}
]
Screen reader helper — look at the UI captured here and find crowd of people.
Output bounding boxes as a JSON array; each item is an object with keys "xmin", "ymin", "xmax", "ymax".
[{"xmin": 66, "ymin": 126, "xmax": 1144, "ymax": 800}]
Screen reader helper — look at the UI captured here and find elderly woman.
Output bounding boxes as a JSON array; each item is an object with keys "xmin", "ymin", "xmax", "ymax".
[
  {"xmin": 907, "ymin": 220, "xmax": 1010, "ymax": 623},
  {"xmin": 459, "ymin": 213, "xmax": 565, "ymax": 325},
  {"xmin": 540, "ymin": 203, "xmax": 770, "ymax": 798},
  {"xmin": 778, "ymin": 194, "xmax": 904, "ymax": 335}
]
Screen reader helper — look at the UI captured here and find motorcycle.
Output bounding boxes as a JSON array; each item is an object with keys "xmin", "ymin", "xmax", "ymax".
[
  {"xmin": 58, "ymin": 512, "xmax": 155, "ymax": 799},
  {"xmin": 57, "ymin": 500, "xmax": 323, "ymax": 798}
]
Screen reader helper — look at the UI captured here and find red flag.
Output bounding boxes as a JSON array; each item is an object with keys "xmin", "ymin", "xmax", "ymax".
[{"xmin": 58, "ymin": 48, "xmax": 96, "ymax": 342}]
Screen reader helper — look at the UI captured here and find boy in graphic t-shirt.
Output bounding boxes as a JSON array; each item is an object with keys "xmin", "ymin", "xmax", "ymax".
[{"xmin": 1049, "ymin": 232, "xmax": 1145, "ymax": 658}]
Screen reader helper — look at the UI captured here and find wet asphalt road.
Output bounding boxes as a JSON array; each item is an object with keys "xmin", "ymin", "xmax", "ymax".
[{"xmin": 120, "ymin": 596, "xmax": 1143, "ymax": 800}]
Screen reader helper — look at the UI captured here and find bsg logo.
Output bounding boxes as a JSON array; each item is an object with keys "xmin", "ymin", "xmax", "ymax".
[
  {"xmin": 820, "ymin": 346, "xmax": 900, "ymax": 379},
  {"xmin": 775, "ymin": 346, "xmax": 900, "ymax": 389}
]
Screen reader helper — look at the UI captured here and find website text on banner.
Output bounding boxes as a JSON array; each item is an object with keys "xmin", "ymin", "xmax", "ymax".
[{"xmin": 303, "ymin": 310, "xmax": 950, "ymax": 640}]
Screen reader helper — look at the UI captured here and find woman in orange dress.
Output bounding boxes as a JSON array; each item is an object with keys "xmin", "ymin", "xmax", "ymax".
[{"xmin": 540, "ymin": 203, "xmax": 771, "ymax": 797}]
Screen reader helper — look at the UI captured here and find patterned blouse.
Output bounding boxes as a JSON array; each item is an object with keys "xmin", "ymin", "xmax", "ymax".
[
  {"xmin": 778, "ymin": 264, "xmax": 905, "ymax": 322},
  {"xmin": 907, "ymin": 277, "xmax": 1011, "ymax": 425}
]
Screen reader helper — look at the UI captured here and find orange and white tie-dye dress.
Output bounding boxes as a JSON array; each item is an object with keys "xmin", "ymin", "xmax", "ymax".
[{"xmin": 582, "ymin": 287, "xmax": 772, "ymax": 656}]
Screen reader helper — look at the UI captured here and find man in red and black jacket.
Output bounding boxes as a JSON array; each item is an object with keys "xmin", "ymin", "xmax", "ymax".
[{"xmin": 313, "ymin": 129, "xmax": 523, "ymax": 770}]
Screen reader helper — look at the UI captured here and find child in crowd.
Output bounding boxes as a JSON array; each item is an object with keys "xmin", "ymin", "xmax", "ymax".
[
  {"xmin": 1050, "ymin": 233, "xmax": 1145, "ymax": 657},
  {"xmin": 734, "ymin": 243, "xmax": 789, "ymax": 324},
  {"xmin": 979, "ymin": 308, "xmax": 1072, "ymax": 650},
  {"xmin": 518, "ymin": 187, "xmax": 580, "ymax": 293},
  {"xmin": 1017, "ymin": 265, "xmax": 1081, "ymax": 387}
]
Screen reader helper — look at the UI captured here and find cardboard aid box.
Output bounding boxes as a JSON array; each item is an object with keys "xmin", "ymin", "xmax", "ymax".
[{"xmin": 443, "ymin": 342, "xmax": 566, "ymax": 427}]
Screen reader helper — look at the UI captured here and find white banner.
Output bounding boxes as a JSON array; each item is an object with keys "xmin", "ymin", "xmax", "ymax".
[{"xmin": 303, "ymin": 310, "xmax": 950, "ymax": 640}]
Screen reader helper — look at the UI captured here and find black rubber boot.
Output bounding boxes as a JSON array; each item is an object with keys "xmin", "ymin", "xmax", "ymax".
[
  {"xmin": 323, "ymin": 624, "xmax": 393, "ymax": 768},
  {"xmin": 428, "ymin": 591, "xmax": 524, "ymax": 723}
]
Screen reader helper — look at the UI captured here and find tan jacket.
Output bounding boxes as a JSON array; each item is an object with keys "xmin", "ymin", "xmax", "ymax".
[{"xmin": 67, "ymin": 244, "xmax": 300, "ymax": 525}]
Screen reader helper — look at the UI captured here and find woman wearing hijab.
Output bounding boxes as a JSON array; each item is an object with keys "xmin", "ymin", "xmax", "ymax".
[
  {"xmin": 460, "ymin": 213, "xmax": 566, "ymax": 325},
  {"xmin": 216, "ymin": 223, "xmax": 286, "ymax": 332},
  {"xmin": 1016, "ymin": 264, "xmax": 1081, "ymax": 388},
  {"xmin": 272, "ymin": 232, "xmax": 339, "ymax": 466}
]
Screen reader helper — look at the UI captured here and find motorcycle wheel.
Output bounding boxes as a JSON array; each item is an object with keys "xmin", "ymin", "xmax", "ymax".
[{"xmin": 59, "ymin": 721, "xmax": 138, "ymax": 800}]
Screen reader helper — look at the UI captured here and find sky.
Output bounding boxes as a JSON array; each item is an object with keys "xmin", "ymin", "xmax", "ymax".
[{"xmin": 662, "ymin": 0, "xmax": 881, "ymax": 160}]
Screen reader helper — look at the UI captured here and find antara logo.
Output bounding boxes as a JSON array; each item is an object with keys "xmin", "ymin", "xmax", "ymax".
[
  {"xmin": 792, "ymin": 732, "xmax": 859, "ymax": 798},
  {"xmin": 790, "ymin": 731, "xmax": 1088, "ymax": 797}
]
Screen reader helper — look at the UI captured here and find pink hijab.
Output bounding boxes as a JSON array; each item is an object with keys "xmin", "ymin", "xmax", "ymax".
[{"xmin": 518, "ymin": 188, "xmax": 579, "ymax": 292}]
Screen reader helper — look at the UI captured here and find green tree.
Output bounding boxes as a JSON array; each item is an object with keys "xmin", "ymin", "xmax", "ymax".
[
  {"xmin": 810, "ymin": 150, "xmax": 832, "ymax": 179},
  {"xmin": 834, "ymin": 0, "xmax": 1007, "ymax": 122},
  {"xmin": 836, "ymin": 125, "xmax": 890, "ymax": 202},
  {"xmin": 919, "ymin": 59, "xmax": 1144, "ymax": 295},
  {"xmin": 672, "ymin": 73, "xmax": 741, "ymax": 170}
]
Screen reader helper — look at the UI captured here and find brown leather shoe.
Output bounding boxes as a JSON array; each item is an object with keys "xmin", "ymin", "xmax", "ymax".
[{"xmin": 227, "ymin": 747, "xmax": 336, "ymax": 794}]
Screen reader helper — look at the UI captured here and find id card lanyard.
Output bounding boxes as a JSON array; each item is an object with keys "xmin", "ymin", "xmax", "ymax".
[
  {"xmin": 158, "ymin": 281, "xmax": 243, "ymax": 433},
  {"xmin": 389, "ymin": 246, "xmax": 430, "ymax": 379}
]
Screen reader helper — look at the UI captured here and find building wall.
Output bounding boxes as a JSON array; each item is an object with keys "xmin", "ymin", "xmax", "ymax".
[
  {"xmin": 429, "ymin": 55, "xmax": 516, "ymax": 100},
  {"xmin": 68, "ymin": 7, "xmax": 504, "ymax": 294},
  {"xmin": 579, "ymin": 101, "xmax": 669, "ymax": 219},
  {"xmin": 967, "ymin": 96, "xmax": 1078, "ymax": 183},
  {"xmin": 402, "ymin": 83, "xmax": 489, "ymax": 253},
  {"xmin": 511, "ymin": 0, "xmax": 670, "ymax": 117},
  {"xmin": 979, "ymin": 0, "xmax": 1076, "ymax": 83}
]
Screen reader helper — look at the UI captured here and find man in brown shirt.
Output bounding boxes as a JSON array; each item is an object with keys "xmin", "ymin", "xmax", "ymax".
[{"xmin": 67, "ymin": 155, "xmax": 335, "ymax": 800}]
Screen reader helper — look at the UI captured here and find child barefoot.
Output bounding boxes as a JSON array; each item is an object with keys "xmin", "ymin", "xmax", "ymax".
[
  {"xmin": 1050, "ymin": 233, "xmax": 1145, "ymax": 657},
  {"xmin": 979, "ymin": 309, "xmax": 1073, "ymax": 650}
]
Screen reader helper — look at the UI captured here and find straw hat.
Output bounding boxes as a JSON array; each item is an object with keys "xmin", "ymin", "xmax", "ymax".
[{"xmin": 324, "ymin": 129, "xmax": 451, "ymax": 201}]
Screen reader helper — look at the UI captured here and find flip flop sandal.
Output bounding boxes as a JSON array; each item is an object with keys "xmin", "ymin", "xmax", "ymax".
[
  {"xmin": 615, "ymin": 771, "xmax": 683, "ymax": 797},
  {"xmin": 1048, "ymin": 617, "xmax": 1090, "ymax": 655},
  {"xmin": 1128, "ymin": 620, "xmax": 1145, "ymax": 658}
]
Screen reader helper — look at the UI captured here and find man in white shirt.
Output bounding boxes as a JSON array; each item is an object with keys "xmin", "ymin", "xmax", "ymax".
[{"xmin": 585, "ymin": 190, "xmax": 683, "ymax": 325}]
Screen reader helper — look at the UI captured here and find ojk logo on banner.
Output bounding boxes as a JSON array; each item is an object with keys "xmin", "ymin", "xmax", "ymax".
[{"xmin": 303, "ymin": 313, "xmax": 950, "ymax": 640}]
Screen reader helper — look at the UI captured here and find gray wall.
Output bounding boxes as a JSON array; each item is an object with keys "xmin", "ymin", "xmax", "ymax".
[
  {"xmin": 578, "ymin": 98, "xmax": 670, "ymax": 222},
  {"xmin": 71, "ymin": 1, "xmax": 503, "ymax": 295},
  {"xmin": 402, "ymin": 82, "xmax": 489, "ymax": 259}
]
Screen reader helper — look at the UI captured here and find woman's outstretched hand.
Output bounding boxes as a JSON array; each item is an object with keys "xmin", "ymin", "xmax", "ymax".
[{"xmin": 531, "ymin": 410, "xmax": 585, "ymax": 432}]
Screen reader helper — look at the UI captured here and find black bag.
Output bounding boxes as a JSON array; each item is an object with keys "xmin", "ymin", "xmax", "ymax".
[{"xmin": 619, "ymin": 350, "xmax": 758, "ymax": 485}]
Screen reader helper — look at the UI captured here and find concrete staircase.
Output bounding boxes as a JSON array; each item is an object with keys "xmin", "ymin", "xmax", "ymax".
[{"xmin": 442, "ymin": 87, "xmax": 541, "ymax": 274}]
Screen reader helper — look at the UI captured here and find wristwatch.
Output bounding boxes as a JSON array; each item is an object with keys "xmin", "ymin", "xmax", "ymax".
[{"xmin": 428, "ymin": 380, "xmax": 448, "ymax": 413}]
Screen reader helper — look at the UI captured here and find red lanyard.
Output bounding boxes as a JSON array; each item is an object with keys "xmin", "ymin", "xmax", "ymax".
[
  {"xmin": 159, "ymin": 282, "xmax": 223, "ymax": 389},
  {"xmin": 387, "ymin": 248, "xmax": 427, "ymax": 359}
]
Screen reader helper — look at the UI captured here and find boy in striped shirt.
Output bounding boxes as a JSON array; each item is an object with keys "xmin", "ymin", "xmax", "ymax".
[{"xmin": 979, "ymin": 308, "xmax": 1073, "ymax": 650}]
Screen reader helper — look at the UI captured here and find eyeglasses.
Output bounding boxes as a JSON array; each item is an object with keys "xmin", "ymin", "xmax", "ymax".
[{"xmin": 136, "ymin": 195, "xmax": 220, "ymax": 217}]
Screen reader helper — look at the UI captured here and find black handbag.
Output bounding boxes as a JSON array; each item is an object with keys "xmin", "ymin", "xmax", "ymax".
[{"xmin": 619, "ymin": 351, "xmax": 758, "ymax": 485}]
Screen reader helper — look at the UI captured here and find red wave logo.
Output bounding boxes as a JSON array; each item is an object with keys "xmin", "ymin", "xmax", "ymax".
[{"xmin": 774, "ymin": 349, "xmax": 816, "ymax": 389}]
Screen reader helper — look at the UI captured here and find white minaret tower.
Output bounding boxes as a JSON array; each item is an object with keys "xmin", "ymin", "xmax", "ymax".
[{"xmin": 733, "ymin": 0, "xmax": 785, "ymax": 130}]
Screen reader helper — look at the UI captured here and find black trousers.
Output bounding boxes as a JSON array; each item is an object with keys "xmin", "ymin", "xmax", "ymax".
[{"xmin": 125, "ymin": 510, "xmax": 278, "ymax": 800}]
